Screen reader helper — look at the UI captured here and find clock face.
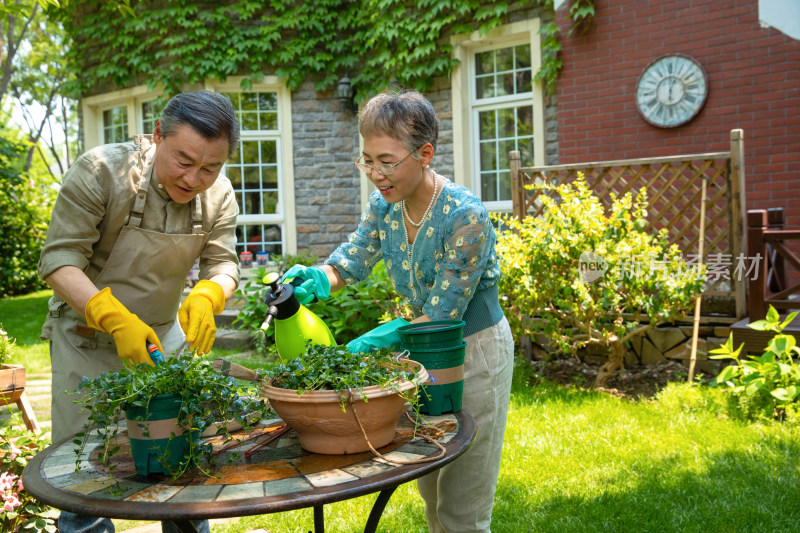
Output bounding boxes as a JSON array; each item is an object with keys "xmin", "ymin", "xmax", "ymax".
[{"xmin": 635, "ymin": 55, "xmax": 708, "ymax": 128}]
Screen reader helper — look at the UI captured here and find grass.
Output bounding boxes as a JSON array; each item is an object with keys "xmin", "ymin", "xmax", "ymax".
[{"xmin": 4, "ymin": 291, "xmax": 800, "ymax": 531}]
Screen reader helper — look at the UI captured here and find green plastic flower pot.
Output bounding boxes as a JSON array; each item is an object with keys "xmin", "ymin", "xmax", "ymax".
[
  {"xmin": 407, "ymin": 341, "xmax": 466, "ymax": 415},
  {"xmin": 398, "ymin": 320, "xmax": 465, "ymax": 350},
  {"xmin": 124, "ymin": 393, "xmax": 196, "ymax": 477}
]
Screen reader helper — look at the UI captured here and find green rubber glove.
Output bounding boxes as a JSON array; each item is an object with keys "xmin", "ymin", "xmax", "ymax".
[
  {"xmin": 346, "ymin": 318, "xmax": 410, "ymax": 354},
  {"xmin": 280, "ymin": 265, "xmax": 331, "ymax": 305}
]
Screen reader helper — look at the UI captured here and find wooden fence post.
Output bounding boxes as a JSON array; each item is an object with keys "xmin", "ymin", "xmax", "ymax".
[
  {"xmin": 510, "ymin": 150, "xmax": 522, "ymax": 220},
  {"xmin": 729, "ymin": 129, "xmax": 747, "ymax": 319},
  {"xmin": 747, "ymin": 209, "xmax": 768, "ymax": 320}
]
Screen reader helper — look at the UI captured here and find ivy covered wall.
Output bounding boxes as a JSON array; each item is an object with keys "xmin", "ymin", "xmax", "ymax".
[{"xmin": 52, "ymin": 0, "xmax": 568, "ymax": 256}]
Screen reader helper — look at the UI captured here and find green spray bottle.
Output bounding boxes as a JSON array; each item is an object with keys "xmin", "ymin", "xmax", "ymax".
[{"xmin": 260, "ymin": 272, "xmax": 336, "ymax": 359}]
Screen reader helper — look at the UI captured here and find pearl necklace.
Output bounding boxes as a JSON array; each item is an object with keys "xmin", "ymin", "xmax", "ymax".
[{"xmin": 401, "ymin": 173, "xmax": 439, "ymax": 228}]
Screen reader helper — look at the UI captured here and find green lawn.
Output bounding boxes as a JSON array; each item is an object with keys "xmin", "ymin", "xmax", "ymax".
[
  {"xmin": 1, "ymin": 289, "xmax": 53, "ymax": 373},
  {"xmin": 3, "ymin": 291, "xmax": 800, "ymax": 532}
]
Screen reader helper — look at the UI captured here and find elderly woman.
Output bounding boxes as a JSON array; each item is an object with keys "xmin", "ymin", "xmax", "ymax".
[{"xmin": 284, "ymin": 90, "xmax": 514, "ymax": 532}]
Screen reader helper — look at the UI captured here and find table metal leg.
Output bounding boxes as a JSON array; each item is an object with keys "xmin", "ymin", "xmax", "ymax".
[
  {"xmin": 364, "ymin": 487, "xmax": 398, "ymax": 533},
  {"xmin": 170, "ymin": 520, "xmax": 199, "ymax": 533},
  {"xmin": 314, "ymin": 504, "xmax": 325, "ymax": 533}
]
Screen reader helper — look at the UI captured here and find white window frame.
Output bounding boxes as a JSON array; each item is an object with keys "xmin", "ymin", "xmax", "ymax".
[
  {"xmin": 451, "ymin": 19, "xmax": 546, "ymax": 213},
  {"xmin": 81, "ymin": 79, "xmax": 297, "ymax": 254},
  {"xmin": 83, "ymin": 85, "xmax": 165, "ymax": 148},
  {"xmin": 207, "ymin": 77, "xmax": 296, "ymax": 255}
]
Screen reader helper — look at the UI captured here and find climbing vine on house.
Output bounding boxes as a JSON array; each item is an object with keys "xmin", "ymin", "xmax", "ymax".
[{"xmin": 48, "ymin": 0, "xmax": 593, "ymax": 99}]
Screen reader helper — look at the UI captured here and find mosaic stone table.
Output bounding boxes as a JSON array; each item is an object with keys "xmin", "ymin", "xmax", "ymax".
[{"xmin": 23, "ymin": 410, "xmax": 475, "ymax": 533}]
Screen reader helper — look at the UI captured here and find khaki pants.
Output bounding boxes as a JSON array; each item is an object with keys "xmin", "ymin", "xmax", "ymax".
[{"xmin": 417, "ymin": 316, "xmax": 514, "ymax": 533}]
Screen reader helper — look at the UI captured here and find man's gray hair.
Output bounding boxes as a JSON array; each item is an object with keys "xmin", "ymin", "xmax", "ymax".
[
  {"xmin": 359, "ymin": 91, "xmax": 439, "ymax": 155},
  {"xmin": 159, "ymin": 90, "xmax": 240, "ymax": 158}
]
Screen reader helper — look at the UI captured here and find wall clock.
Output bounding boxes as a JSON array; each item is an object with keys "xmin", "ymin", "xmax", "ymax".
[{"xmin": 635, "ymin": 54, "xmax": 708, "ymax": 128}]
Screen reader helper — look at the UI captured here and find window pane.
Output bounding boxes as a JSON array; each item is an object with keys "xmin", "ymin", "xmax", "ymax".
[
  {"xmin": 243, "ymin": 166, "xmax": 260, "ymax": 189},
  {"xmin": 515, "ymin": 44, "xmax": 531, "ymax": 69},
  {"xmin": 259, "ymin": 112, "xmax": 278, "ymax": 130},
  {"xmin": 498, "ymin": 170, "xmax": 511, "ymax": 201},
  {"xmin": 481, "ymin": 173, "xmax": 497, "ymax": 202},
  {"xmin": 479, "ymin": 110, "xmax": 496, "ymax": 140},
  {"xmin": 495, "ymin": 48, "xmax": 514, "ymax": 72},
  {"xmin": 259, "ymin": 93, "xmax": 277, "ymax": 111},
  {"xmin": 262, "ymin": 166, "xmax": 278, "ymax": 188},
  {"xmin": 260, "ymin": 140, "xmax": 277, "ymax": 163},
  {"xmin": 244, "ymin": 191, "xmax": 260, "ymax": 214},
  {"xmin": 241, "ymin": 112, "xmax": 258, "ymax": 131},
  {"xmin": 476, "ymin": 76, "xmax": 495, "ymax": 99},
  {"xmin": 517, "ymin": 106, "xmax": 533, "ymax": 137},
  {"xmin": 262, "ymin": 191, "xmax": 279, "ymax": 214},
  {"xmin": 242, "ymin": 140, "xmax": 259, "ymax": 163},
  {"xmin": 226, "ymin": 166, "xmax": 241, "ymax": 187},
  {"xmin": 497, "ymin": 107, "xmax": 516, "ymax": 139},
  {"xmin": 241, "ymin": 93, "xmax": 258, "ymax": 111},
  {"xmin": 475, "ymin": 50, "xmax": 494, "ymax": 74},
  {"xmin": 141, "ymin": 101, "xmax": 159, "ymax": 134},
  {"xmin": 237, "ymin": 224, "xmax": 283, "ymax": 256},
  {"xmin": 103, "ymin": 106, "xmax": 128, "ymax": 143},
  {"xmin": 479, "ymin": 141, "xmax": 496, "ymax": 171}
]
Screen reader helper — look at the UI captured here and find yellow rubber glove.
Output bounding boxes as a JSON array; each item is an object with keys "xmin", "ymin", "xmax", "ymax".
[
  {"xmin": 84, "ymin": 287, "xmax": 162, "ymax": 366},
  {"xmin": 178, "ymin": 279, "xmax": 225, "ymax": 355}
]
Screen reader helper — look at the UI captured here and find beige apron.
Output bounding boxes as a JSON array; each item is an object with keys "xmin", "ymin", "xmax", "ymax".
[{"xmin": 47, "ymin": 151, "xmax": 209, "ymax": 443}]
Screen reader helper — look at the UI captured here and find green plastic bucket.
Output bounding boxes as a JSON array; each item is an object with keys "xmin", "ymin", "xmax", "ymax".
[
  {"xmin": 408, "ymin": 341, "xmax": 466, "ymax": 415},
  {"xmin": 398, "ymin": 320, "xmax": 465, "ymax": 350},
  {"xmin": 124, "ymin": 393, "xmax": 195, "ymax": 477}
]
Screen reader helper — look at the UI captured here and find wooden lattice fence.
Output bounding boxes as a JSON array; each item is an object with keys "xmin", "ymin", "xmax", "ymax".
[{"xmin": 510, "ymin": 129, "xmax": 747, "ymax": 318}]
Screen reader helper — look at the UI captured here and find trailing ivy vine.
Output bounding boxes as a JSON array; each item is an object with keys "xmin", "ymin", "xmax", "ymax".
[{"xmin": 48, "ymin": 0, "xmax": 593, "ymax": 100}]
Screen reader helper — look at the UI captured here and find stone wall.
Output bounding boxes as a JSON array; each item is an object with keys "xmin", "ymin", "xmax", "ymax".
[
  {"xmin": 291, "ymin": 83, "xmax": 361, "ymax": 258},
  {"xmin": 523, "ymin": 319, "xmax": 736, "ymax": 377}
]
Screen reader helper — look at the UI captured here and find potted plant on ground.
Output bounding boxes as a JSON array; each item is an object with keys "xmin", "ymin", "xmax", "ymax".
[
  {"xmin": 72, "ymin": 352, "xmax": 268, "ymax": 479},
  {"xmin": 0, "ymin": 326, "xmax": 26, "ymax": 408},
  {"xmin": 260, "ymin": 343, "xmax": 429, "ymax": 455}
]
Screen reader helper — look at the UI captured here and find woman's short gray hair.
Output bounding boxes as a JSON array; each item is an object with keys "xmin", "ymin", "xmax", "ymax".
[
  {"xmin": 359, "ymin": 91, "xmax": 439, "ymax": 156},
  {"xmin": 158, "ymin": 90, "xmax": 240, "ymax": 158}
]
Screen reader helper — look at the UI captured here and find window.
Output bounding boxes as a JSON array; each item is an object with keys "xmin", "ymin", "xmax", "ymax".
[
  {"xmin": 451, "ymin": 20, "xmax": 545, "ymax": 213},
  {"xmin": 222, "ymin": 91, "xmax": 284, "ymax": 257},
  {"xmin": 474, "ymin": 44, "xmax": 534, "ymax": 203},
  {"xmin": 141, "ymin": 100, "xmax": 159, "ymax": 134},
  {"xmin": 102, "ymin": 106, "xmax": 129, "ymax": 143}
]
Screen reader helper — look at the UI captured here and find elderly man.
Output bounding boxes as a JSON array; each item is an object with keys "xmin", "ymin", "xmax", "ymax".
[{"xmin": 38, "ymin": 90, "xmax": 241, "ymax": 533}]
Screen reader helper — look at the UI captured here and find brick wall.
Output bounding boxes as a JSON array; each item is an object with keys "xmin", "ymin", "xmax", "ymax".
[{"xmin": 555, "ymin": 0, "xmax": 800, "ymax": 226}]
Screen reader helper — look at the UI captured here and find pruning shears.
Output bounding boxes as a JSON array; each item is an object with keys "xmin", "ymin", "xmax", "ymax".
[{"xmin": 147, "ymin": 342, "xmax": 165, "ymax": 366}]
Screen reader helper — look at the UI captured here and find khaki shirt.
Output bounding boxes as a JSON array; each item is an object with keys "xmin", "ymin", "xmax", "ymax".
[{"xmin": 38, "ymin": 135, "xmax": 240, "ymax": 287}]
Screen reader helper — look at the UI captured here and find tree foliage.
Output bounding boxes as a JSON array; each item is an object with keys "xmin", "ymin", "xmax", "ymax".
[
  {"xmin": 0, "ymin": 129, "xmax": 57, "ymax": 297},
  {"xmin": 48, "ymin": 0, "xmax": 594, "ymax": 100}
]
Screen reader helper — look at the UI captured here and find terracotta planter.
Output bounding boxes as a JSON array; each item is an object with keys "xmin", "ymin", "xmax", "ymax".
[
  {"xmin": 261, "ymin": 359, "xmax": 428, "ymax": 455},
  {"xmin": 0, "ymin": 364, "xmax": 26, "ymax": 404}
]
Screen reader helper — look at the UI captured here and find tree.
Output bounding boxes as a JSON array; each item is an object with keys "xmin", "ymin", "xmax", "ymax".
[{"xmin": 11, "ymin": 10, "xmax": 78, "ymax": 173}]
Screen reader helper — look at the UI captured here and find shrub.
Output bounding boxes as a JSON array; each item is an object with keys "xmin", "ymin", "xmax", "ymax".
[
  {"xmin": 710, "ymin": 306, "xmax": 800, "ymax": 422},
  {"xmin": 495, "ymin": 174, "xmax": 703, "ymax": 386},
  {"xmin": 0, "ymin": 134, "xmax": 56, "ymax": 297},
  {"xmin": 234, "ymin": 255, "xmax": 411, "ymax": 355}
]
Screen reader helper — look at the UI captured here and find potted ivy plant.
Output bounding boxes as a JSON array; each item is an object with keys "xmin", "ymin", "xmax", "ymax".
[
  {"xmin": 260, "ymin": 343, "xmax": 429, "ymax": 455},
  {"xmin": 72, "ymin": 351, "xmax": 268, "ymax": 478}
]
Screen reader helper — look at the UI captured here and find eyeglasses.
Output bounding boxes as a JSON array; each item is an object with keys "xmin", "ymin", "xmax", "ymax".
[{"xmin": 354, "ymin": 150, "xmax": 417, "ymax": 177}]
